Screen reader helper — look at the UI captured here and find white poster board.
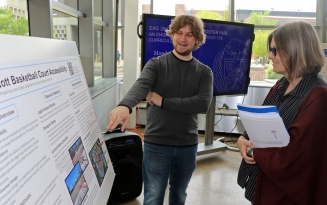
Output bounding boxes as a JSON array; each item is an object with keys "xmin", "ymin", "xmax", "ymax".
[{"xmin": 0, "ymin": 34, "xmax": 114, "ymax": 205}]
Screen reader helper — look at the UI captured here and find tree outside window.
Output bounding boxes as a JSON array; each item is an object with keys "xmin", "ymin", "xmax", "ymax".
[
  {"xmin": 244, "ymin": 11, "xmax": 279, "ymax": 81},
  {"xmin": 0, "ymin": 8, "xmax": 28, "ymax": 35}
]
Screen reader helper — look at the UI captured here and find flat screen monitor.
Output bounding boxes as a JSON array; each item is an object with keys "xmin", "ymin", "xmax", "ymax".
[{"xmin": 139, "ymin": 13, "xmax": 255, "ymax": 96}]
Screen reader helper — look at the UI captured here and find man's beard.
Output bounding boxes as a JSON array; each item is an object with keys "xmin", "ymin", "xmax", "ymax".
[{"xmin": 174, "ymin": 47, "xmax": 192, "ymax": 56}]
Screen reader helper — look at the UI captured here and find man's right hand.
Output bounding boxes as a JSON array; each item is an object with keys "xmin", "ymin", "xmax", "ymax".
[{"xmin": 107, "ymin": 106, "xmax": 130, "ymax": 132}]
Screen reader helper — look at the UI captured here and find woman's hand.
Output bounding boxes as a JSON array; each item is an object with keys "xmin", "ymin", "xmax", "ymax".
[{"xmin": 237, "ymin": 135, "xmax": 256, "ymax": 164}]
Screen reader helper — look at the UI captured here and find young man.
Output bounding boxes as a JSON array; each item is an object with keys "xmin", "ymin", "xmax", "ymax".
[{"xmin": 107, "ymin": 15, "xmax": 213, "ymax": 205}]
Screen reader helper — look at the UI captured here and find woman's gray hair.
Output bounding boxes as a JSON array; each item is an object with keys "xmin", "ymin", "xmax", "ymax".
[
  {"xmin": 166, "ymin": 15, "xmax": 206, "ymax": 50},
  {"xmin": 267, "ymin": 21, "xmax": 325, "ymax": 80}
]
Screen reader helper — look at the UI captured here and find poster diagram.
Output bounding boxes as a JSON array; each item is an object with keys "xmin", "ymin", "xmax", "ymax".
[{"xmin": 212, "ymin": 38, "xmax": 250, "ymax": 93}]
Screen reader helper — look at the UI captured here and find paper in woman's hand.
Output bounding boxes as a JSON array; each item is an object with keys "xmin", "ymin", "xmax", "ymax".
[{"xmin": 237, "ymin": 104, "xmax": 290, "ymax": 148}]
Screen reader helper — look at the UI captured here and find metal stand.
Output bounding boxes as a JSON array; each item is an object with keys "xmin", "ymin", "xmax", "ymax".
[{"xmin": 197, "ymin": 97, "xmax": 227, "ymax": 156}]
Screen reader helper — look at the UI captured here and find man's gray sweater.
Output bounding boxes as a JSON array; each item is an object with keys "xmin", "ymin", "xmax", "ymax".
[{"xmin": 119, "ymin": 52, "xmax": 213, "ymax": 146}]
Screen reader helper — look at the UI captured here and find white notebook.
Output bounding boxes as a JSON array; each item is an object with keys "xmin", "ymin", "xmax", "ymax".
[{"xmin": 237, "ymin": 104, "xmax": 290, "ymax": 148}]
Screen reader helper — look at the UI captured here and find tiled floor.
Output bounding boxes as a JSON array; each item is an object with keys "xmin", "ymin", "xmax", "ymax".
[{"xmin": 117, "ymin": 130, "xmax": 250, "ymax": 205}]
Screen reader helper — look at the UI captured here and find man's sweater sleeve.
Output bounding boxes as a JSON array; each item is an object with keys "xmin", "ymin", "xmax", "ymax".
[{"xmin": 118, "ymin": 58, "xmax": 158, "ymax": 109}]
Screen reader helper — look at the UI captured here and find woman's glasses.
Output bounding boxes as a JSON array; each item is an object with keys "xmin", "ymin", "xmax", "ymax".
[{"xmin": 269, "ymin": 47, "xmax": 277, "ymax": 56}]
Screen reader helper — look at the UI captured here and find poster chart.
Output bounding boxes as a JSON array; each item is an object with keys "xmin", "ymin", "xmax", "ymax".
[{"xmin": 0, "ymin": 37, "xmax": 114, "ymax": 205}]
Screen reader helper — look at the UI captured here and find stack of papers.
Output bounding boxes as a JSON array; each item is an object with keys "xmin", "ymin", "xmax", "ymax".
[{"xmin": 237, "ymin": 104, "xmax": 290, "ymax": 148}]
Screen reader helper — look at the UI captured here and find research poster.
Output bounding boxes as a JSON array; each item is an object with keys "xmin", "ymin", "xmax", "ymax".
[{"xmin": 0, "ymin": 56, "xmax": 114, "ymax": 205}]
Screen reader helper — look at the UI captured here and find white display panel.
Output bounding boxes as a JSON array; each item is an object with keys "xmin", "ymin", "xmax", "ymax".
[{"xmin": 0, "ymin": 35, "xmax": 114, "ymax": 205}]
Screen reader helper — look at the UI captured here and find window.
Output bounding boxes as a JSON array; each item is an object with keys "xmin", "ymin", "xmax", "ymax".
[
  {"xmin": 94, "ymin": 0, "xmax": 103, "ymax": 81},
  {"xmin": 57, "ymin": 0, "xmax": 78, "ymax": 10},
  {"xmin": 0, "ymin": 0, "xmax": 29, "ymax": 36},
  {"xmin": 149, "ymin": 0, "xmax": 229, "ymax": 18},
  {"xmin": 52, "ymin": 10, "xmax": 78, "ymax": 44},
  {"xmin": 235, "ymin": 0, "xmax": 317, "ymax": 81},
  {"xmin": 116, "ymin": 0, "xmax": 125, "ymax": 77},
  {"xmin": 94, "ymin": 24, "xmax": 103, "ymax": 80}
]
